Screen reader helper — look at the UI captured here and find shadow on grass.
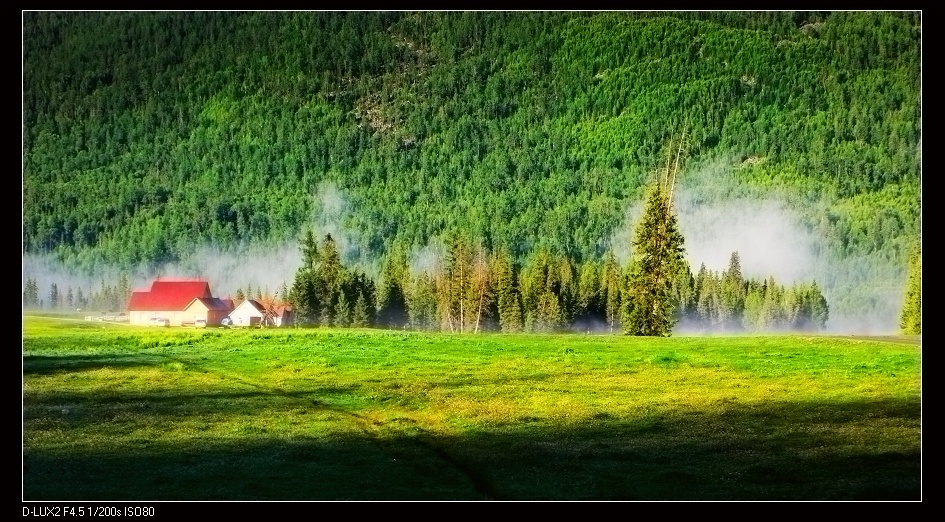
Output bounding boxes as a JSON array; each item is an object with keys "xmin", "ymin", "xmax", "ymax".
[
  {"xmin": 23, "ymin": 353, "xmax": 171, "ymax": 375},
  {"xmin": 23, "ymin": 394, "xmax": 920, "ymax": 501}
]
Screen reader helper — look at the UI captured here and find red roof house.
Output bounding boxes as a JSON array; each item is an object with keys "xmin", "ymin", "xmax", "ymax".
[{"xmin": 127, "ymin": 279, "xmax": 214, "ymax": 326}]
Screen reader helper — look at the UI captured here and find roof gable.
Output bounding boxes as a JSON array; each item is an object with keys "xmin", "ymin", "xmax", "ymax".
[
  {"xmin": 231, "ymin": 299, "xmax": 264, "ymax": 315},
  {"xmin": 184, "ymin": 296, "xmax": 233, "ymax": 313}
]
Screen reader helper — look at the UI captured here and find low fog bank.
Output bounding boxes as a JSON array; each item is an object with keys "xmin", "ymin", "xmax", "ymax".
[{"xmin": 22, "ymin": 242, "xmax": 304, "ymax": 305}]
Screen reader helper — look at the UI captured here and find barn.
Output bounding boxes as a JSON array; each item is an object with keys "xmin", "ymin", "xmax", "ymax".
[{"xmin": 127, "ymin": 279, "xmax": 217, "ymax": 326}]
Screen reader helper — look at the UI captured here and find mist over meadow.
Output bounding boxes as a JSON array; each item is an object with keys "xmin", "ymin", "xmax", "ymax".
[{"xmin": 23, "ymin": 169, "xmax": 906, "ymax": 334}]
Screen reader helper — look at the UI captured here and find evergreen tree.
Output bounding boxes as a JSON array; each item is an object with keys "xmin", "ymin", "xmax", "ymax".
[
  {"xmin": 536, "ymin": 290, "xmax": 564, "ymax": 331},
  {"xmin": 352, "ymin": 291, "xmax": 370, "ymax": 327},
  {"xmin": 76, "ymin": 286, "xmax": 86, "ymax": 309},
  {"xmin": 49, "ymin": 283, "xmax": 60, "ymax": 310},
  {"xmin": 900, "ymin": 242, "xmax": 921, "ymax": 334},
  {"xmin": 576, "ymin": 260, "xmax": 602, "ymax": 328},
  {"xmin": 408, "ymin": 270, "xmax": 439, "ymax": 330},
  {"xmin": 760, "ymin": 276, "xmax": 783, "ymax": 330},
  {"xmin": 288, "ymin": 228, "xmax": 321, "ymax": 325},
  {"xmin": 491, "ymin": 248, "xmax": 522, "ymax": 332},
  {"xmin": 23, "ymin": 277, "xmax": 39, "ymax": 308},
  {"xmin": 624, "ymin": 182, "xmax": 686, "ymax": 336},
  {"xmin": 334, "ymin": 290, "xmax": 351, "ymax": 327},
  {"xmin": 806, "ymin": 281, "xmax": 829, "ymax": 331},
  {"xmin": 719, "ymin": 251, "xmax": 745, "ymax": 330},
  {"xmin": 116, "ymin": 273, "xmax": 130, "ymax": 311},
  {"xmin": 377, "ymin": 245, "xmax": 409, "ymax": 328},
  {"xmin": 601, "ymin": 251, "xmax": 622, "ymax": 333},
  {"xmin": 66, "ymin": 286, "xmax": 74, "ymax": 310},
  {"xmin": 742, "ymin": 283, "xmax": 765, "ymax": 331},
  {"xmin": 351, "ymin": 271, "xmax": 377, "ymax": 327},
  {"xmin": 318, "ymin": 233, "xmax": 345, "ymax": 326}
]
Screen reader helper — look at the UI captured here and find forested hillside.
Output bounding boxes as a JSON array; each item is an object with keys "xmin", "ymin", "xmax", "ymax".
[{"xmin": 22, "ymin": 11, "xmax": 921, "ymax": 332}]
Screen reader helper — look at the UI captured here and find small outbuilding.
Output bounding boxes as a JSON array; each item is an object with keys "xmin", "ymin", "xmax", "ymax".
[
  {"xmin": 227, "ymin": 299, "xmax": 294, "ymax": 327},
  {"xmin": 182, "ymin": 296, "xmax": 234, "ymax": 327}
]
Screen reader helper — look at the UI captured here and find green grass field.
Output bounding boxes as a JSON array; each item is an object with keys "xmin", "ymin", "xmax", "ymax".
[{"xmin": 22, "ymin": 315, "xmax": 922, "ymax": 500}]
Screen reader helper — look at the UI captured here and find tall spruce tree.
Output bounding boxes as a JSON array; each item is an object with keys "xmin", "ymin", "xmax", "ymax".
[
  {"xmin": 377, "ymin": 245, "xmax": 409, "ymax": 328},
  {"xmin": 317, "ymin": 233, "xmax": 344, "ymax": 326},
  {"xmin": 491, "ymin": 248, "xmax": 523, "ymax": 332},
  {"xmin": 624, "ymin": 183, "xmax": 686, "ymax": 336},
  {"xmin": 624, "ymin": 133, "xmax": 688, "ymax": 336}
]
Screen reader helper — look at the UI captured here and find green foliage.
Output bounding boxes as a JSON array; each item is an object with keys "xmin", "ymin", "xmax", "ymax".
[
  {"xmin": 899, "ymin": 242, "xmax": 921, "ymax": 335},
  {"xmin": 22, "ymin": 11, "xmax": 920, "ymax": 286}
]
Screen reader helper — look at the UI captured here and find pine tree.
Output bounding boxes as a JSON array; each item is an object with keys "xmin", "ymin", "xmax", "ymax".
[
  {"xmin": 334, "ymin": 290, "xmax": 351, "ymax": 327},
  {"xmin": 491, "ymin": 248, "xmax": 523, "ymax": 332},
  {"xmin": 624, "ymin": 183, "xmax": 686, "ymax": 336},
  {"xmin": 671, "ymin": 259, "xmax": 696, "ymax": 328},
  {"xmin": 806, "ymin": 281, "xmax": 829, "ymax": 331},
  {"xmin": 408, "ymin": 271, "xmax": 439, "ymax": 330},
  {"xmin": 288, "ymin": 228, "xmax": 321, "ymax": 325},
  {"xmin": 49, "ymin": 283, "xmax": 60, "ymax": 310},
  {"xmin": 377, "ymin": 245, "xmax": 409, "ymax": 328},
  {"xmin": 352, "ymin": 292, "xmax": 370, "ymax": 327},
  {"xmin": 317, "ymin": 233, "xmax": 345, "ymax": 327},
  {"xmin": 742, "ymin": 283, "xmax": 765, "ymax": 331},
  {"xmin": 576, "ymin": 260, "xmax": 602, "ymax": 327},
  {"xmin": 900, "ymin": 242, "xmax": 921, "ymax": 335},
  {"xmin": 760, "ymin": 276, "xmax": 783, "ymax": 330},
  {"xmin": 602, "ymin": 251, "xmax": 622, "ymax": 333},
  {"xmin": 719, "ymin": 251, "xmax": 745, "ymax": 330},
  {"xmin": 624, "ymin": 132, "xmax": 688, "ymax": 336},
  {"xmin": 116, "ymin": 273, "xmax": 130, "ymax": 311},
  {"xmin": 23, "ymin": 277, "xmax": 39, "ymax": 308}
]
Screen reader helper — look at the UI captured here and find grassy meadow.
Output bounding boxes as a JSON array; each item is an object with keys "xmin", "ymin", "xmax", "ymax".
[{"xmin": 22, "ymin": 315, "xmax": 921, "ymax": 501}]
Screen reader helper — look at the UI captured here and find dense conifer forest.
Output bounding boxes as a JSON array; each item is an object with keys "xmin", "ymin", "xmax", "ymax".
[{"xmin": 22, "ymin": 11, "xmax": 921, "ymax": 333}]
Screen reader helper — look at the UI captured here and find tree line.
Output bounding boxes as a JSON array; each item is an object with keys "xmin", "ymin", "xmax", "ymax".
[
  {"xmin": 23, "ymin": 274, "xmax": 131, "ymax": 313},
  {"xmin": 285, "ymin": 231, "xmax": 829, "ymax": 334}
]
